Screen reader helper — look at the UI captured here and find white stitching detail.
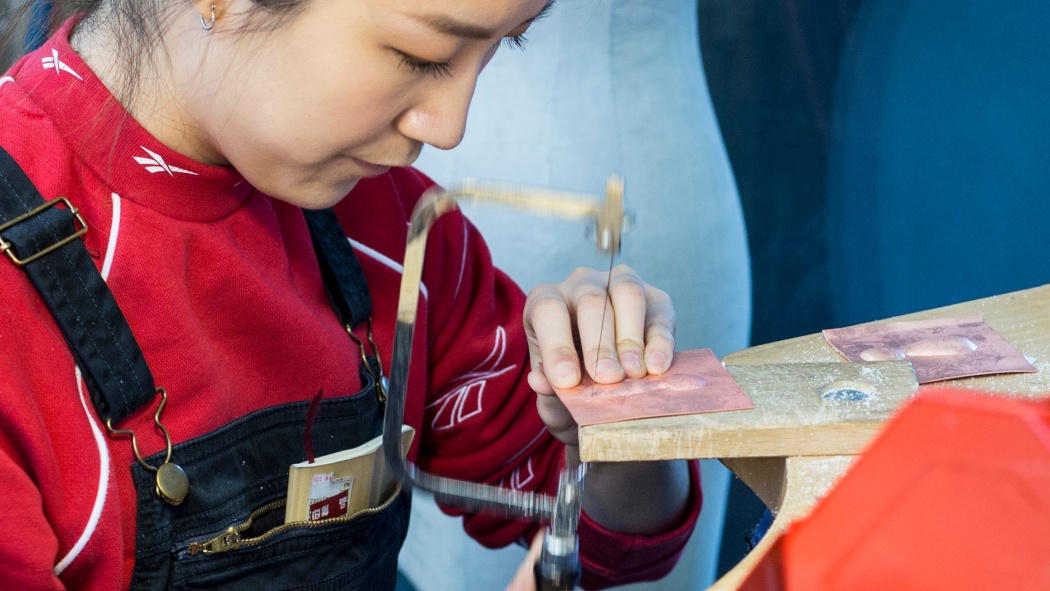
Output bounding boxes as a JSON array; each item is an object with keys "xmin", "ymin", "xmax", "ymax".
[
  {"xmin": 347, "ymin": 237, "xmax": 429, "ymax": 300},
  {"xmin": 100, "ymin": 194, "xmax": 121, "ymax": 280},
  {"xmin": 452, "ymin": 217, "xmax": 467, "ymax": 300},
  {"xmin": 54, "ymin": 367, "xmax": 111, "ymax": 575}
]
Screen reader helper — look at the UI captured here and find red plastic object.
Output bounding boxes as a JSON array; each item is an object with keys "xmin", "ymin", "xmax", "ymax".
[{"xmin": 741, "ymin": 387, "xmax": 1050, "ymax": 591}]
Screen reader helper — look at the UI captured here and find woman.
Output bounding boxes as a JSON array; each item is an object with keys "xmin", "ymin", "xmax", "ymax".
[{"xmin": 0, "ymin": 0, "xmax": 699, "ymax": 589}]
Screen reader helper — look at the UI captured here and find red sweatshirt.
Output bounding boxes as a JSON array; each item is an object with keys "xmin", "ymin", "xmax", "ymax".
[{"xmin": 0, "ymin": 22, "xmax": 700, "ymax": 590}]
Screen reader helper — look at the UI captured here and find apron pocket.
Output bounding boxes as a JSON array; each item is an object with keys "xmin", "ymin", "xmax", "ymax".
[{"xmin": 170, "ymin": 487, "xmax": 409, "ymax": 591}]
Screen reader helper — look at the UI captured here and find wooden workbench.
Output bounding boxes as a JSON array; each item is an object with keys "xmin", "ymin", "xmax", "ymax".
[{"xmin": 577, "ymin": 283, "xmax": 1050, "ymax": 589}]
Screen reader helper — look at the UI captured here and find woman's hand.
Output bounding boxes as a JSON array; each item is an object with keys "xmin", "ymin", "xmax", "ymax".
[
  {"xmin": 522, "ymin": 265, "xmax": 676, "ymax": 444},
  {"xmin": 523, "ymin": 266, "xmax": 691, "ymax": 538}
]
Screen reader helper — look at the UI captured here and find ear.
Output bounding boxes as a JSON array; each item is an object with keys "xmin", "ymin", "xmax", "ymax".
[{"xmin": 193, "ymin": 0, "xmax": 222, "ymax": 25}]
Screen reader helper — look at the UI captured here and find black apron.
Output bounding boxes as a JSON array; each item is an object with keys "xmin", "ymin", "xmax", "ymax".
[
  {"xmin": 0, "ymin": 147, "xmax": 409, "ymax": 590},
  {"xmin": 129, "ymin": 376, "xmax": 410, "ymax": 591}
]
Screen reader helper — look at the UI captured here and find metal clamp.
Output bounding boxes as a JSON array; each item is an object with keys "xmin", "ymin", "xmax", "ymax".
[{"xmin": 0, "ymin": 197, "xmax": 88, "ymax": 265}]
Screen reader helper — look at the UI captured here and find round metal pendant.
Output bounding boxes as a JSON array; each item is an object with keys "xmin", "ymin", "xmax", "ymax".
[{"xmin": 156, "ymin": 462, "xmax": 190, "ymax": 506}]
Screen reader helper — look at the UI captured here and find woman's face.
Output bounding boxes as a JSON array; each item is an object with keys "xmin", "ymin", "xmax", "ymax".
[{"xmin": 163, "ymin": 0, "xmax": 550, "ymax": 207}]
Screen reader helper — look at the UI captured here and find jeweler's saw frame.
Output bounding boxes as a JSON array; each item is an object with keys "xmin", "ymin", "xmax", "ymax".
[{"xmin": 382, "ymin": 176, "xmax": 626, "ymax": 588}]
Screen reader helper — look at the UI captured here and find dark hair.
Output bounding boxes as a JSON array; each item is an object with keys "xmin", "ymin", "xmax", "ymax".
[
  {"xmin": 1, "ymin": 1, "xmax": 32, "ymax": 71},
  {"xmin": 2, "ymin": 0, "xmax": 91, "ymax": 70},
  {"xmin": 2, "ymin": 0, "xmax": 307, "ymax": 103}
]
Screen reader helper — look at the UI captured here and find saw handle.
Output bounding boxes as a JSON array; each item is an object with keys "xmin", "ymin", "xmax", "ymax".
[{"xmin": 533, "ymin": 539, "xmax": 580, "ymax": 591}]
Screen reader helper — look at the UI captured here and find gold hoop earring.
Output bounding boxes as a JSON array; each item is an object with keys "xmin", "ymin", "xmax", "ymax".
[{"xmin": 200, "ymin": 4, "xmax": 216, "ymax": 31}]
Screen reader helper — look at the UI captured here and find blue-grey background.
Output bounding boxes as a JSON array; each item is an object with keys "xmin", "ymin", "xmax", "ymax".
[{"xmin": 700, "ymin": 0, "xmax": 1050, "ymax": 575}]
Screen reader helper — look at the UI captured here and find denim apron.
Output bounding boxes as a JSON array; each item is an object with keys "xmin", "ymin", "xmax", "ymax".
[
  {"xmin": 128, "ymin": 373, "xmax": 410, "ymax": 591},
  {"xmin": 0, "ymin": 148, "xmax": 409, "ymax": 590}
]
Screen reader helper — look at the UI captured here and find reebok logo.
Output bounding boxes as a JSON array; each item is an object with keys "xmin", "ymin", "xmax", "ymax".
[
  {"xmin": 134, "ymin": 147, "xmax": 198, "ymax": 176},
  {"xmin": 41, "ymin": 49, "xmax": 83, "ymax": 80}
]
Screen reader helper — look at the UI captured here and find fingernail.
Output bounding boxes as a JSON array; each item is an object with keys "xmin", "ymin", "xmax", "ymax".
[
  {"xmin": 621, "ymin": 352, "xmax": 641, "ymax": 370},
  {"xmin": 596, "ymin": 357, "xmax": 619, "ymax": 376},
  {"xmin": 552, "ymin": 360, "xmax": 579, "ymax": 386},
  {"xmin": 648, "ymin": 351, "xmax": 667, "ymax": 372}
]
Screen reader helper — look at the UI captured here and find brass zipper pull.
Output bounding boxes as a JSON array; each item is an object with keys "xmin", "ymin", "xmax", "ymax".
[
  {"xmin": 188, "ymin": 526, "xmax": 241, "ymax": 555},
  {"xmin": 184, "ymin": 485, "xmax": 402, "ymax": 558},
  {"xmin": 187, "ymin": 499, "xmax": 283, "ymax": 555}
]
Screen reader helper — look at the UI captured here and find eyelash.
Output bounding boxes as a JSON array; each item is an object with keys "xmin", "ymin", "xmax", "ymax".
[
  {"xmin": 396, "ymin": 34, "xmax": 530, "ymax": 79},
  {"xmin": 501, "ymin": 34, "xmax": 529, "ymax": 50},
  {"xmin": 397, "ymin": 52, "xmax": 454, "ymax": 78}
]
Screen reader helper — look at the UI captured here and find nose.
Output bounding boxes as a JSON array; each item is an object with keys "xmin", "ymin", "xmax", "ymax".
[{"xmin": 397, "ymin": 72, "xmax": 479, "ymax": 151}]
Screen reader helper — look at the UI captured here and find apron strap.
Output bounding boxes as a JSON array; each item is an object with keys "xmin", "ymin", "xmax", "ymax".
[
  {"xmin": 0, "ymin": 146, "xmax": 155, "ymax": 425},
  {"xmin": 0, "ymin": 147, "xmax": 375, "ymax": 423},
  {"xmin": 302, "ymin": 208, "xmax": 373, "ymax": 329}
]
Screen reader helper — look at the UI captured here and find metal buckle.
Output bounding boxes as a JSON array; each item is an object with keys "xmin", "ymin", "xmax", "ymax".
[
  {"xmin": 346, "ymin": 318, "xmax": 388, "ymax": 404},
  {"xmin": 106, "ymin": 388, "xmax": 190, "ymax": 506},
  {"xmin": 0, "ymin": 197, "xmax": 88, "ymax": 266}
]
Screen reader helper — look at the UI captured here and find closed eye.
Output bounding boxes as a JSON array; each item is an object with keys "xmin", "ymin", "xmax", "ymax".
[
  {"xmin": 501, "ymin": 33, "xmax": 529, "ymax": 50},
  {"xmin": 501, "ymin": 0, "xmax": 553, "ymax": 51},
  {"xmin": 395, "ymin": 51, "xmax": 454, "ymax": 78}
]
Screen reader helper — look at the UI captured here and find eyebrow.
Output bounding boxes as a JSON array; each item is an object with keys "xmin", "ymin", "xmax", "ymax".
[{"xmin": 415, "ymin": 0, "xmax": 556, "ymax": 40}]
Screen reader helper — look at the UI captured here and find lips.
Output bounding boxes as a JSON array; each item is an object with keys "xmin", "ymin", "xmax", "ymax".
[
  {"xmin": 347, "ymin": 143, "xmax": 421, "ymax": 176},
  {"xmin": 349, "ymin": 156, "xmax": 391, "ymax": 177}
]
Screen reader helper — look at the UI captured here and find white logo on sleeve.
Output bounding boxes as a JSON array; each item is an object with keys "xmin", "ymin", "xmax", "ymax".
[
  {"xmin": 499, "ymin": 457, "xmax": 536, "ymax": 490},
  {"xmin": 41, "ymin": 49, "xmax": 83, "ymax": 80},
  {"xmin": 0, "ymin": 76, "xmax": 13, "ymax": 88},
  {"xmin": 134, "ymin": 146, "xmax": 198, "ymax": 175},
  {"xmin": 425, "ymin": 327, "xmax": 515, "ymax": 431}
]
